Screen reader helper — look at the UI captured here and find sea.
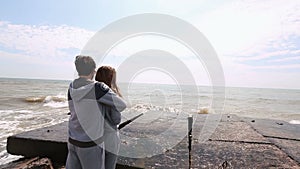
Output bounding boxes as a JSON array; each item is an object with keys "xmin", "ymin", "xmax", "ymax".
[{"xmin": 0, "ymin": 77, "xmax": 299, "ymax": 165}]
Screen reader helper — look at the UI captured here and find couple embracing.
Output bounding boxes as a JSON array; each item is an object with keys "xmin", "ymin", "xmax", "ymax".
[{"xmin": 66, "ymin": 55, "xmax": 126, "ymax": 169}]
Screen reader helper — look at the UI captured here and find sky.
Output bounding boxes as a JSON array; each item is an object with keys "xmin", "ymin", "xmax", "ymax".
[{"xmin": 0, "ymin": 0, "xmax": 299, "ymax": 89}]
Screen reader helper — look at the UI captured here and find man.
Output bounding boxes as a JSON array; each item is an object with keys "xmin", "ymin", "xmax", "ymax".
[{"xmin": 66, "ymin": 55, "xmax": 126, "ymax": 169}]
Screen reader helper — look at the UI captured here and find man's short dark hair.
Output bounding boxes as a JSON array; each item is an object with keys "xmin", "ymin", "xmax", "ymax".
[{"xmin": 75, "ymin": 55, "xmax": 96, "ymax": 76}]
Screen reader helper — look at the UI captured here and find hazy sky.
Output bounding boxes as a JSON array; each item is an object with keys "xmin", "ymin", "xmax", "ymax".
[{"xmin": 0, "ymin": 0, "xmax": 299, "ymax": 89}]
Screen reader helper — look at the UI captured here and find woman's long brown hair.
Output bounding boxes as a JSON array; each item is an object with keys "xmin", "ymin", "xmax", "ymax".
[{"xmin": 95, "ymin": 66, "xmax": 122, "ymax": 97}]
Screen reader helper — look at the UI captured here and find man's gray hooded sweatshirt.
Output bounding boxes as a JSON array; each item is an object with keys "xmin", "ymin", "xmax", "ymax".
[{"xmin": 68, "ymin": 78, "xmax": 126, "ymax": 147}]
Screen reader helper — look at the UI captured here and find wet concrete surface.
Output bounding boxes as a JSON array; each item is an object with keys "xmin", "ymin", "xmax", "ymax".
[
  {"xmin": 4, "ymin": 114, "xmax": 300, "ymax": 168},
  {"xmin": 244, "ymin": 118, "xmax": 300, "ymax": 140},
  {"xmin": 6, "ymin": 122, "xmax": 68, "ymax": 163},
  {"xmin": 191, "ymin": 140, "xmax": 299, "ymax": 168},
  {"xmin": 268, "ymin": 138, "xmax": 300, "ymax": 166}
]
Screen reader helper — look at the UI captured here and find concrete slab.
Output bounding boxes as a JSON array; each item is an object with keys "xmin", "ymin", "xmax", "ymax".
[
  {"xmin": 191, "ymin": 141, "xmax": 299, "ymax": 168},
  {"xmin": 193, "ymin": 114, "xmax": 241, "ymax": 123},
  {"xmin": 5, "ymin": 116, "xmax": 300, "ymax": 168},
  {"xmin": 9, "ymin": 122, "xmax": 68, "ymax": 141},
  {"xmin": 192, "ymin": 114, "xmax": 269, "ymax": 144},
  {"xmin": 117, "ymin": 137, "xmax": 188, "ymax": 169},
  {"xmin": 7, "ymin": 122, "xmax": 68, "ymax": 163},
  {"xmin": 244, "ymin": 118, "xmax": 300, "ymax": 140},
  {"xmin": 210, "ymin": 122, "xmax": 270, "ymax": 143},
  {"xmin": 7, "ymin": 120, "xmax": 190, "ymax": 168},
  {"xmin": 268, "ymin": 138, "xmax": 300, "ymax": 164},
  {"xmin": 220, "ymin": 114, "xmax": 242, "ymax": 122},
  {"xmin": 192, "ymin": 114, "xmax": 226, "ymax": 140}
]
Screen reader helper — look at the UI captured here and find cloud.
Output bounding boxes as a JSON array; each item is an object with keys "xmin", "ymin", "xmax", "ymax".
[
  {"xmin": 193, "ymin": 0, "xmax": 300, "ymax": 56},
  {"xmin": 187, "ymin": 0, "xmax": 300, "ymax": 88},
  {"xmin": 155, "ymin": 0, "xmax": 207, "ymax": 14},
  {"xmin": 0, "ymin": 50, "xmax": 75, "ymax": 80},
  {"xmin": 270, "ymin": 56, "xmax": 300, "ymax": 63},
  {"xmin": 0, "ymin": 21, "xmax": 94, "ymax": 59},
  {"xmin": 252, "ymin": 64, "xmax": 300, "ymax": 70},
  {"xmin": 234, "ymin": 50, "xmax": 292, "ymax": 61},
  {"xmin": 96, "ymin": 35, "xmax": 210, "ymax": 85},
  {"xmin": 1, "ymin": 1, "xmax": 299, "ymax": 88},
  {"xmin": 219, "ymin": 56, "xmax": 300, "ymax": 89},
  {"xmin": 0, "ymin": 21, "xmax": 95, "ymax": 79}
]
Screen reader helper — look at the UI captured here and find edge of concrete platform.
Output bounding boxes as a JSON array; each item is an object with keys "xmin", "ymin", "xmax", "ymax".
[{"xmin": 4, "ymin": 114, "xmax": 300, "ymax": 168}]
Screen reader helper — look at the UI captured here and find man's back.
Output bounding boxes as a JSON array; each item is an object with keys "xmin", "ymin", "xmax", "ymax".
[{"xmin": 68, "ymin": 77, "xmax": 126, "ymax": 145}]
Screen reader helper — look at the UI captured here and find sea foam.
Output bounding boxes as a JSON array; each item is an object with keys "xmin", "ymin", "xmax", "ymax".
[
  {"xmin": 289, "ymin": 120, "xmax": 300, "ymax": 124},
  {"xmin": 25, "ymin": 95, "xmax": 66, "ymax": 103},
  {"xmin": 43, "ymin": 101, "xmax": 68, "ymax": 108}
]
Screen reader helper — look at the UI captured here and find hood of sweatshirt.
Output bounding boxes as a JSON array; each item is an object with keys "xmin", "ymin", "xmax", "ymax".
[{"xmin": 69, "ymin": 78, "xmax": 95, "ymax": 102}]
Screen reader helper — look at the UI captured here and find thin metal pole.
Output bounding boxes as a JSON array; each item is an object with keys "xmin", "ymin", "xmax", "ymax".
[
  {"xmin": 188, "ymin": 114, "xmax": 193, "ymax": 169},
  {"xmin": 118, "ymin": 113, "xmax": 144, "ymax": 130}
]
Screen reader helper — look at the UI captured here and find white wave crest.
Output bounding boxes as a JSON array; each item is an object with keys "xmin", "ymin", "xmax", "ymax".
[
  {"xmin": 43, "ymin": 101, "xmax": 68, "ymax": 108},
  {"xmin": 289, "ymin": 120, "xmax": 300, "ymax": 124}
]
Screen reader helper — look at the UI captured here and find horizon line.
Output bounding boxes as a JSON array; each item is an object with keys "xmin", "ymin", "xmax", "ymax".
[{"xmin": 1, "ymin": 76, "xmax": 299, "ymax": 91}]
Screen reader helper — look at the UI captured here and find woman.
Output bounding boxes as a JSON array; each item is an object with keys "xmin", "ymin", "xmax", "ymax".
[{"xmin": 95, "ymin": 66, "xmax": 122, "ymax": 169}]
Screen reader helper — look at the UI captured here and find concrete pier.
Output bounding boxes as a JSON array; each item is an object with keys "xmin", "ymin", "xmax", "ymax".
[{"xmin": 5, "ymin": 114, "xmax": 300, "ymax": 168}]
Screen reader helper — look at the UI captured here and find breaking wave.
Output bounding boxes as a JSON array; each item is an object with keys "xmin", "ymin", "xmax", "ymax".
[
  {"xmin": 24, "ymin": 95, "xmax": 68, "ymax": 108},
  {"xmin": 24, "ymin": 95, "xmax": 66, "ymax": 103},
  {"xmin": 289, "ymin": 120, "xmax": 300, "ymax": 125},
  {"xmin": 129, "ymin": 104, "xmax": 179, "ymax": 113}
]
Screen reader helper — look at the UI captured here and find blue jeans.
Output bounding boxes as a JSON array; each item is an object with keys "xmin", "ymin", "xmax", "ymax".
[
  {"xmin": 104, "ymin": 132, "xmax": 120, "ymax": 169},
  {"xmin": 66, "ymin": 142, "xmax": 104, "ymax": 169}
]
